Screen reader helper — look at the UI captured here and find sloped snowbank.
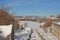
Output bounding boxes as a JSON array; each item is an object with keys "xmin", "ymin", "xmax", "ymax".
[
  {"xmin": 36, "ymin": 23, "xmax": 58, "ymax": 40},
  {"xmin": 0, "ymin": 25, "xmax": 12, "ymax": 38}
]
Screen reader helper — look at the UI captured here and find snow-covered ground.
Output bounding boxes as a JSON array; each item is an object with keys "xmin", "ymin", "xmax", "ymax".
[
  {"xmin": 36, "ymin": 27, "xmax": 58, "ymax": 40},
  {"xmin": 14, "ymin": 28, "xmax": 31, "ymax": 40},
  {"xmin": 14, "ymin": 21, "xmax": 58, "ymax": 40},
  {"xmin": 31, "ymin": 30, "xmax": 41, "ymax": 40},
  {"xmin": 14, "ymin": 21, "xmax": 41, "ymax": 40}
]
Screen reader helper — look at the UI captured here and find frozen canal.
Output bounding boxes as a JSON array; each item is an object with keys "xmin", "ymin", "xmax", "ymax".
[{"xmin": 14, "ymin": 21, "xmax": 41, "ymax": 40}]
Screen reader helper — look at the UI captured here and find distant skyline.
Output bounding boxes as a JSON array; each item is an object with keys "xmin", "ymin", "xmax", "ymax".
[{"xmin": 0, "ymin": 0, "xmax": 60, "ymax": 16}]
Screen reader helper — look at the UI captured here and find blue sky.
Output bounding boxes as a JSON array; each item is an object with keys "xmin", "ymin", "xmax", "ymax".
[{"xmin": 0, "ymin": 0, "xmax": 60, "ymax": 16}]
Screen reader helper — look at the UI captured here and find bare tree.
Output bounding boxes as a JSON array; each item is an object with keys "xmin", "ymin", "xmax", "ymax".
[{"xmin": 0, "ymin": 2, "xmax": 11, "ymax": 12}]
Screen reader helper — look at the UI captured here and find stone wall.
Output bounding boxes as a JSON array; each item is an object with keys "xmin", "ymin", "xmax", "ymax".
[{"xmin": 50, "ymin": 23, "xmax": 60, "ymax": 40}]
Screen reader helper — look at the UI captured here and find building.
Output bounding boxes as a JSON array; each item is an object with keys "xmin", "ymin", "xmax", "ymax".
[
  {"xmin": 0, "ymin": 9, "xmax": 20, "ymax": 40},
  {"xmin": 14, "ymin": 16, "xmax": 38, "ymax": 21}
]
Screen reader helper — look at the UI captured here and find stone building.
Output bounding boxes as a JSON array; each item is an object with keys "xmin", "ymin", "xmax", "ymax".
[{"xmin": 0, "ymin": 9, "xmax": 20, "ymax": 40}]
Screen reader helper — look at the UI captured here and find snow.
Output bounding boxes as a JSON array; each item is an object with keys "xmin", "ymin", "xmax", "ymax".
[
  {"xmin": 0, "ymin": 25, "xmax": 12, "ymax": 38},
  {"xmin": 31, "ymin": 30, "xmax": 41, "ymax": 40},
  {"xmin": 14, "ymin": 28, "xmax": 31, "ymax": 40},
  {"xmin": 40, "ymin": 22, "xmax": 45, "ymax": 26},
  {"xmin": 14, "ymin": 21, "xmax": 41, "ymax": 40},
  {"xmin": 55, "ymin": 22, "xmax": 60, "ymax": 25},
  {"xmin": 36, "ymin": 23, "xmax": 58, "ymax": 40},
  {"xmin": 19, "ymin": 21, "xmax": 40, "ymax": 30},
  {"xmin": 53, "ymin": 22, "xmax": 60, "ymax": 25},
  {"xmin": 15, "ymin": 21, "xmax": 58, "ymax": 40}
]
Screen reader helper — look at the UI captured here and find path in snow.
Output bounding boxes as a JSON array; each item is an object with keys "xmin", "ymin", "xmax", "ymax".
[
  {"xmin": 15, "ymin": 21, "xmax": 58, "ymax": 40},
  {"xmin": 18, "ymin": 21, "xmax": 41, "ymax": 40}
]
